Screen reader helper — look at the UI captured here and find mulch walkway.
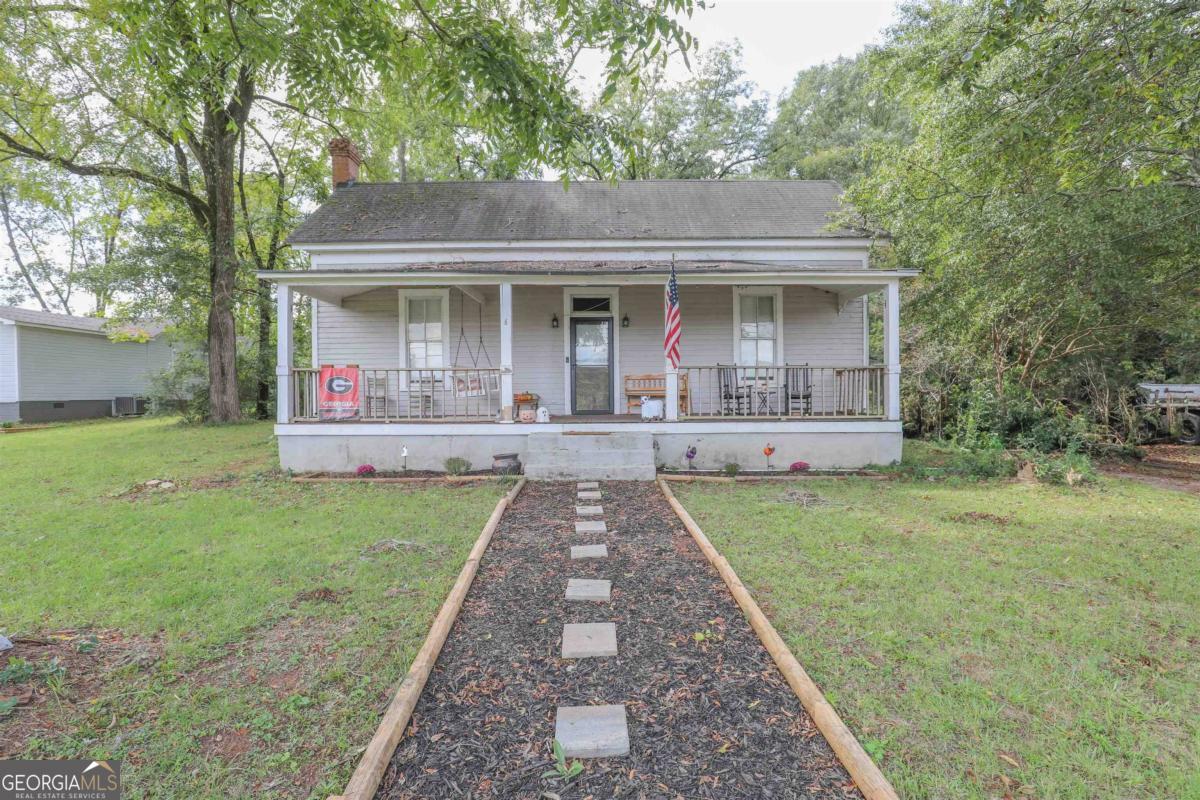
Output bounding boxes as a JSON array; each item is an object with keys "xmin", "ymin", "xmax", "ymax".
[{"xmin": 376, "ymin": 481, "xmax": 858, "ymax": 799}]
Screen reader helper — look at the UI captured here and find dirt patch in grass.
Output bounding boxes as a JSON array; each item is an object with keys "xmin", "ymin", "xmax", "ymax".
[
  {"xmin": 183, "ymin": 614, "xmax": 359, "ymax": 798},
  {"xmin": 199, "ymin": 726, "xmax": 255, "ymax": 760},
  {"xmin": 188, "ymin": 473, "xmax": 244, "ymax": 490},
  {"xmin": 775, "ymin": 489, "xmax": 830, "ymax": 507},
  {"xmin": 950, "ymin": 511, "xmax": 1014, "ymax": 526},
  {"xmin": 1142, "ymin": 444, "xmax": 1200, "ymax": 468},
  {"xmin": 1100, "ymin": 447, "xmax": 1200, "ymax": 494},
  {"xmin": 0, "ymin": 629, "xmax": 162, "ymax": 758},
  {"xmin": 377, "ymin": 481, "xmax": 858, "ymax": 799},
  {"xmin": 292, "ymin": 587, "xmax": 350, "ymax": 606}
]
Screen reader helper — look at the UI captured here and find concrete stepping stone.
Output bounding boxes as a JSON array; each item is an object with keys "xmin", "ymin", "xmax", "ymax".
[
  {"xmin": 555, "ymin": 704, "xmax": 630, "ymax": 758},
  {"xmin": 575, "ymin": 519, "xmax": 607, "ymax": 534},
  {"xmin": 577, "ymin": 490, "xmax": 602, "ymax": 501},
  {"xmin": 562, "ymin": 622, "xmax": 617, "ymax": 657},
  {"xmin": 577, "ymin": 481, "xmax": 600, "ymax": 490},
  {"xmin": 571, "ymin": 544, "xmax": 608, "ymax": 560},
  {"xmin": 565, "ymin": 578, "xmax": 611, "ymax": 602},
  {"xmin": 576, "ymin": 505, "xmax": 603, "ymax": 516}
]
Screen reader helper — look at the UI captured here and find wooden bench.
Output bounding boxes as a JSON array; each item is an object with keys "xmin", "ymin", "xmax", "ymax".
[{"xmin": 624, "ymin": 373, "xmax": 689, "ymax": 414}]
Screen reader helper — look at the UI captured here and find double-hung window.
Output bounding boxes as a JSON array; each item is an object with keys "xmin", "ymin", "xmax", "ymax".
[
  {"xmin": 400, "ymin": 290, "xmax": 449, "ymax": 382},
  {"xmin": 734, "ymin": 288, "xmax": 781, "ymax": 365}
]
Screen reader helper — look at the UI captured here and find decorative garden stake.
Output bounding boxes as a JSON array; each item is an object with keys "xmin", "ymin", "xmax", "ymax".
[
  {"xmin": 356, "ymin": 464, "xmax": 377, "ymax": 477},
  {"xmin": 401, "ymin": 445, "xmax": 409, "ymax": 472},
  {"xmin": 763, "ymin": 443, "xmax": 775, "ymax": 471},
  {"xmin": 685, "ymin": 445, "xmax": 697, "ymax": 471}
]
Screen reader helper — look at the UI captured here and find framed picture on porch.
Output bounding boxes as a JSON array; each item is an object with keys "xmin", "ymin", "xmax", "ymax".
[{"xmin": 453, "ymin": 372, "xmax": 500, "ymax": 398}]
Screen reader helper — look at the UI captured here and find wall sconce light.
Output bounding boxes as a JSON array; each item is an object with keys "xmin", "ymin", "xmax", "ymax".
[
  {"xmin": 621, "ymin": 314, "xmax": 630, "ymax": 328},
  {"xmin": 551, "ymin": 313, "xmax": 559, "ymax": 329}
]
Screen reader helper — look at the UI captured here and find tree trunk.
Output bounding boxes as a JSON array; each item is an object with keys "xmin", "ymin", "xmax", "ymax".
[
  {"xmin": 207, "ymin": 185, "xmax": 242, "ymax": 422},
  {"xmin": 202, "ymin": 70, "xmax": 255, "ymax": 423},
  {"xmin": 204, "ymin": 125, "xmax": 243, "ymax": 423}
]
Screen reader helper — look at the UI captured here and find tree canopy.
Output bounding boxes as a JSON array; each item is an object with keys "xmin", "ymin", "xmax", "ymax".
[
  {"xmin": 0, "ymin": 0, "xmax": 698, "ymax": 419},
  {"xmin": 2, "ymin": 0, "xmax": 1196, "ymax": 445}
]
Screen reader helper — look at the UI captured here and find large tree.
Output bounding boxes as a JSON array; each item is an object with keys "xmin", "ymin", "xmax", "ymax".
[
  {"xmin": 760, "ymin": 54, "xmax": 911, "ymax": 184},
  {"xmin": 846, "ymin": 0, "xmax": 1200, "ymax": 440},
  {"xmin": 0, "ymin": 0, "xmax": 697, "ymax": 420},
  {"xmin": 573, "ymin": 41, "xmax": 769, "ymax": 179}
]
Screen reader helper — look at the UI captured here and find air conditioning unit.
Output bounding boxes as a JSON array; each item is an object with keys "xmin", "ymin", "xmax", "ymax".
[{"xmin": 113, "ymin": 396, "xmax": 147, "ymax": 416}]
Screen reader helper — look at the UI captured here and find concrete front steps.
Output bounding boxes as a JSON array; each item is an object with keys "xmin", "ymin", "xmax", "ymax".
[{"xmin": 523, "ymin": 432, "xmax": 656, "ymax": 481}]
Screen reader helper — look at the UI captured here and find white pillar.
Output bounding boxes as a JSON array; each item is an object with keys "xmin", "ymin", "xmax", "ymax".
[
  {"xmin": 499, "ymin": 282, "xmax": 514, "ymax": 422},
  {"xmin": 885, "ymin": 280, "xmax": 901, "ymax": 421},
  {"xmin": 275, "ymin": 284, "xmax": 294, "ymax": 424},
  {"xmin": 665, "ymin": 369, "xmax": 680, "ymax": 421}
]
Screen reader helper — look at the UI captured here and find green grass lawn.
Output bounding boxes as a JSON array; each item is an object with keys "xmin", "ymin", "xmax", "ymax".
[
  {"xmin": 674, "ymin": 465, "xmax": 1200, "ymax": 800},
  {"xmin": 0, "ymin": 417, "xmax": 504, "ymax": 799}
]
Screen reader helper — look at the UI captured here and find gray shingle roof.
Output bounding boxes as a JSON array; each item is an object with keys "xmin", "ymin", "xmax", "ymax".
[
  {"xmin": 280, "ymin": 259, "xmax": 864, "ymax": 276},
  {"xmin": 0, "ymin": 306, "xmax": 166, "ymax": 337},
  {"xmin": 288, "ymin": 180, "xmax": 858, "ymax": 245}
]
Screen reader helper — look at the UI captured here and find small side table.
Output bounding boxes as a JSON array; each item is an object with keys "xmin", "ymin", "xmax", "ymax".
[{"xmin": 514, "ymin": 392, "xmax": 540, "ymax": 420}]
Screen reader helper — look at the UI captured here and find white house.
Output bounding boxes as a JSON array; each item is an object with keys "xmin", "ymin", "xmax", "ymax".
[
  {"xmin": 0, "ymin": 307, "xmax": 173, "ymax": 423},
  {"xmin": 265, "ymin": 140, "xmax": 915, "ymax": 478}
]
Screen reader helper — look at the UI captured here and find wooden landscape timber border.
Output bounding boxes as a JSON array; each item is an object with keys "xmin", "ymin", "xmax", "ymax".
[
  {"xmin": 659, "ymin": 472, "xmax": 890, "ymax": 484},
  {"xmin": 327, "ymin": 476, "xmax": 527, "ymax": 800},
  {"xmin": 292, "ymin": 474, "xmax": 504, "ymax": 484},
  {"xmin": 657, "ymin": 477, "xmax": 901, "ymax": 800}
]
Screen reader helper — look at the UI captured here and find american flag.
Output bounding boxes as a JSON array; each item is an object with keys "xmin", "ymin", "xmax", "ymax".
[{"xmin": 664, "ymin": 261, "xmax": 682, "ymax": 369}]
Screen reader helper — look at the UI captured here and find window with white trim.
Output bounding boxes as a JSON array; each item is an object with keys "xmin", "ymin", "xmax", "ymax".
[
  {"xmin": 734, "ymin": 288, "xmax": 781, "ymax": 365},
  {"xmin": 403, "ymin": 293, "xmax": 446, "ymax": 369}
]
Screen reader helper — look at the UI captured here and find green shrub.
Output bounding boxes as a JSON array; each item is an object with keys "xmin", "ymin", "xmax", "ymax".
[
  {"xmin": 1, "ymin": 421, "xmax": 14, "ymax": 429},
  {"xmin": 885, "ymin": 439, "xmax": 1017, "ymax": 480},
  {"xmin": 943, "ymin": 444, "xmax": 1017, "ymax": 479},
  {"xmin": 721, "ymin": 462, "xmax": 741, "ymax": 477},
  {"xmin": 1026, "ymin": 449, "xmax": 1097, "ymax": 486},
  {"xmin": 443, "ymin": 457, "xmax": 471, "ymax": 475}
]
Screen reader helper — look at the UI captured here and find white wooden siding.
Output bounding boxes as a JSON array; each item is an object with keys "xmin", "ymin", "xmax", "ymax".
[
  {"xmin": 16, "ymin": 325, "xmax": 174, "ymax": 401},
  {"xmin": 0, "ymin": 323, "xmax": 17, "ymax": 403},
  {"xmin": 314, "ymin": 288, "xmax": 402, "ymax": 368},
  {"xmin": 316, "ymin": 286, "xmax": 504, "ymax": 368},
  {"xmin": 311, "ymin": 284, "xmax": 866, "ymax": 414},
  {"xmin": 512, "ymin": 286, "xmax": 566, "ymax": 413},
  {"xmin": 782, "ymin": 287, "xmax": 867, "ymax": 365}
]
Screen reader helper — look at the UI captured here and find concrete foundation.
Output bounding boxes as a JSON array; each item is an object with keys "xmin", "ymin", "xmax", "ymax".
[
  {"xmin": 15, "ymin": 399, "xmax": 116, "ymax": 423},
  {"xmin": 275, "ymin": 420, "xmax": 903, "ymax": 476}
]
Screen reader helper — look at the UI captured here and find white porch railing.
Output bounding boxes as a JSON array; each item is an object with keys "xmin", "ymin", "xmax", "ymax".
[
  {"xmin": 679, "ymin": 365, "xmax": 885, "ymax": 418},
  {"xmin": 291, "ymin": 367, "xmax": 503, "ymax": 421}
]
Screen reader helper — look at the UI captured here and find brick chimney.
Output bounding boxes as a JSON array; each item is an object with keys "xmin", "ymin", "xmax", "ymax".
[{"xmin": 328, "ymin": 138, "xmax": 362, "ymax": 187}]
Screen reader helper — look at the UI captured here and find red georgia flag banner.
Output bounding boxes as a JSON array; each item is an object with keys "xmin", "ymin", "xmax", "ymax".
[{"xmin": 318, "ymin": 366, "xmax": 360, "ymax": 420}]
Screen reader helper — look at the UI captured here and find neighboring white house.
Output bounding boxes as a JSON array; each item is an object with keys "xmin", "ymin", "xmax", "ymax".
[
  {"xmin": 0, "ymin": 307, "xmax": 173, "ymax": 423},
  {"xmin": 265, "ymin": 139, "xmax": 915, "ymax": 478}
]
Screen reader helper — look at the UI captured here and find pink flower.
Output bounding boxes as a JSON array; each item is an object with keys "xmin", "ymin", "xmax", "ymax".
[
  {"xmin": 789, "ymin": 461, "xmax": 811, "ymax": 472},
  {"xmin": 356, "ymin": 464, "xmax": 377, "ymax": 476}
]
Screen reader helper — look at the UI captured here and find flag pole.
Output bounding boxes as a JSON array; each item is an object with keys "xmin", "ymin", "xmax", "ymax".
[{"xmin": 664, "ymin": 253, "xmax": 680, "ymax": 421}]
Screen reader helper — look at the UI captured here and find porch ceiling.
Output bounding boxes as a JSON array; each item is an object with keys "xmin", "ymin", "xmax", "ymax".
[
  {"xmin": 288, "ymin": 280, "xmax": 885, "ymax": 306},
  {"xmin": 270, "ymin": 261, "xmax": 915, "ymax": 304}
]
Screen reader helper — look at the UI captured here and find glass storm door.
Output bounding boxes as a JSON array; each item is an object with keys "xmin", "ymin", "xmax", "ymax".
[{"xmin": 571, "ymin": 318, "xmax": 613, "ymax": 414}]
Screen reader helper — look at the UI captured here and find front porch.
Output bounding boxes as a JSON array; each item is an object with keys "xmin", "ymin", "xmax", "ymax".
[
  {"xmin": 285, "ymin": 364, "xmax": 887, "ymax": 422},
  {"xmin": 269, "ymin": 267, "xmax": 906, "ymax": 473}
]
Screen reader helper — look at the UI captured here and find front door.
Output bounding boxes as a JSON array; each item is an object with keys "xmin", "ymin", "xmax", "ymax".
[{"xmin": 571, "ymin": 317, "xmax": 613, "ymax": 414}]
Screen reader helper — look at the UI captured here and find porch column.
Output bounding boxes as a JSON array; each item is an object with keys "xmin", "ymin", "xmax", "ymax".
[
  {"xmin": 885, "ymin": 279, "xmax": 901, "ymax": 421},
  {"xmin": 665, "ymin": 369, "xmax": 680, "ymax": 421},
  {"xmin": 275, "ymin": 284, "xmax": 294, "ymax": 424},
  {"xmin": 499, "ymin": 281, "xmax": 514, "ymax": 422}
]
